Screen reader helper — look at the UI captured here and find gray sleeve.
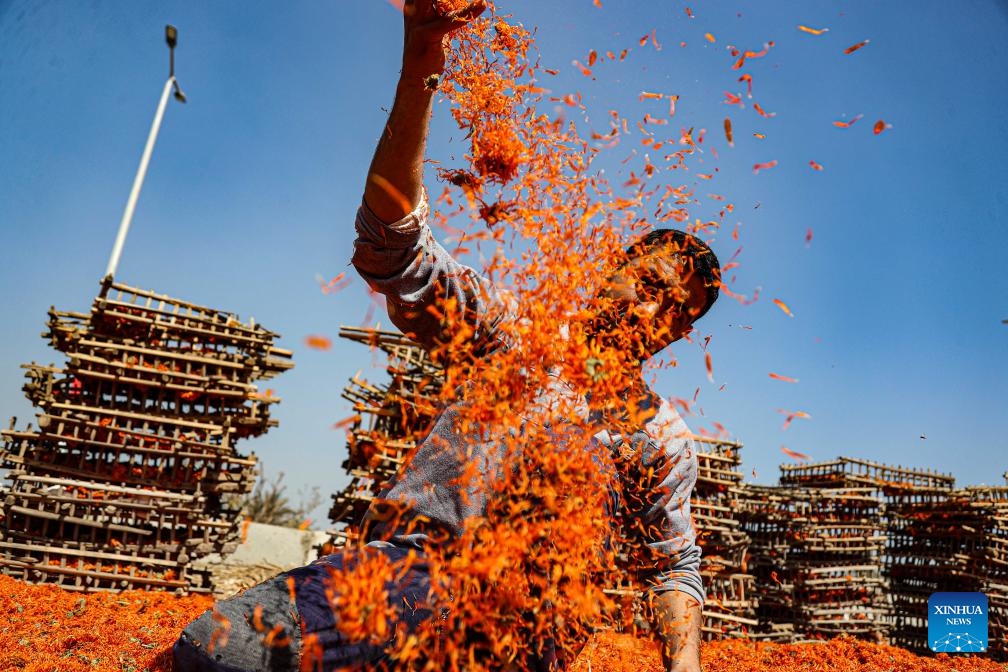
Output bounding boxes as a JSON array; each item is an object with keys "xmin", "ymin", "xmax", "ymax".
[
  {"xmin": 618, "ymin": 426, "xmax": 704, "ymax": 606},
  {"xmin": 644, "ymin": 434, "xmax": 704, "ymax": 604},
  {"xmin": 351, "ymin": 193, "xmax": 508, "ymax": 357}
]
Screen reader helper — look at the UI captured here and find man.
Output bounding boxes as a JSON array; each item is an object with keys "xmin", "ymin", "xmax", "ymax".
[{"xmin": 174, "ymin": 1, "xmax": 718, "ymax": 670}]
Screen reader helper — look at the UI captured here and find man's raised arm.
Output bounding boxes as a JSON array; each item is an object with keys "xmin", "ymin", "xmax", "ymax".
[
  {"xmin": 353, "ymin": 0, "xmax": 504, "ymax": 359},
  {"xmin": 363, "ymin": 0, "xmax": 486, "ymax": 222}
]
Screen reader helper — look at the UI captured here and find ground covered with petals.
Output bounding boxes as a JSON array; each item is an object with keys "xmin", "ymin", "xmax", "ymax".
[{"xmin": 2, "ymin": 575, "xmax": 1003, "ymax": 672}]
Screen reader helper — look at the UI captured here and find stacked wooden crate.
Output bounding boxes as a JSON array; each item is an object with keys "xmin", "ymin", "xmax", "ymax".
[
  {"xmin": 327, "ymin": 327, "xmax": 442, "ymax": 546},
  {"xmin": 0, "ymin": 280, "xmax": 292, "ymax": 592},
  {"xmin": 691, "ymin": 437, "xmax": 757, "ymax": 640},
  {"xmin": 961, "ymin": 486, "xmax": 1008, "ymax": 660},
  {"xmin": 781, "ymin": 457, "xmax": 955, "ymax": 649},
  {"xmin": 739, "ymin": 482, "xmax": 888, "ymax": 642}
]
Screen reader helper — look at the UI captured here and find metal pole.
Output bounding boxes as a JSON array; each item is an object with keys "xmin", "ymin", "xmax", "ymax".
[{"xmin": 103, "ymin": 75, "xmax": 176, "ymax": 282}]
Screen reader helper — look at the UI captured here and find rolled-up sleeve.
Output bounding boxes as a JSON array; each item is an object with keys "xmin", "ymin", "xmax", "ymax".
[
  {"xmin": 616, "ymin": 406, "xmax": 705, "ymax": 606},
  {"xmin": 644, "ymin": 434, "xmax": 704, "ymax": 604},
  {"xmin": 352, "ymin": 193, "xmax": 507, "ymax": 357}
]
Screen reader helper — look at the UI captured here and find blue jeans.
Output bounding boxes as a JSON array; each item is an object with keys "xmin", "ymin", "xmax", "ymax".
[{"xmin": 173, "ymin": 542, "xmax": 433, "ymax": 671}]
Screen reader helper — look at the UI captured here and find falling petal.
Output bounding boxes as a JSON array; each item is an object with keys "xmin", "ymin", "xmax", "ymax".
[
  {"xmin": 769, "ymin": 372, "xmax": 799, "ymax": 383},
  {"xmin": 753, "ymin": 103, "xmax": 775, "ymax": 118},
  {"xmin": 778, "ymin": 408, "xmax": 812, "ymax": 430},
  {"xmin": 704, "ymin": 32, "xmax": 716, "ymax": 43},
  {"xmin": 639, "ymin": 29, "xmax": 661, "ymax": 49},
  {"xmin": 797, "ymin": 25, "xmax": 829, "ymax": 35},
  {"xmin": 844, "ymin": 39, "xmax": 870, "ymax": 54},
  {"xmin": 809, "ymin": 160, "xmax": 823, "ymax": 171},
  {"xmin": 705, "ymin": 352, "xmax": 713, "ymax": 381},
  {"xmin": 752, "ymin": 160, "xmax": 778, "ymax": 174},
  {"xmin": 873, "ymin": 119, "xmax": 892, "ymax": 135},
  {"xmin": 332, "ymin": 414, "xmax": 360, "ymax": 430},
  {"xmin": 833, "ymin": 113, "xmax": 864, "ymax": 128},
  {"xmin": 772, "ymin": 298, "xmax": 794, "ymax": 316},
  {"xmin": 723, "ymin": 118, "xmax": 734, "ymax": 146},
  {"xmin": 305, "ymin": 335, "xmax": 333, "ymax": 350},
  {"xmin": 318, "ymin": 272, "xmax": 352, "ymax": 294},
  {"xmin": 805, "ymin": 228, "xmax": 813, "ymax": 246},
  {"xmin": 781, "ymin": 446, "xmax": 811, "ymax": 461},
  {"xmin": 738, "ymin": 73, "xmax": 753, "ymax": 97}
]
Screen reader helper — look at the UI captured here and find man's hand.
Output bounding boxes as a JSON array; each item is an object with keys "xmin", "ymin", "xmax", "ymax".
[{"xmin": 402, "ymin": 0, "xmax": 487, "ymax": 74}]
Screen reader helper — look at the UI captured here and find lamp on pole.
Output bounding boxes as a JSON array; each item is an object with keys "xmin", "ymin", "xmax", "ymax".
[{"xmin": 103, "ymin": 25, "xmax": 187, "ymax": 283}]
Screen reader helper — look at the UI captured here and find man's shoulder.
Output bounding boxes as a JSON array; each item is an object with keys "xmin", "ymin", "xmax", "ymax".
[{"xmin": 644, "ymin": 396, "xmax": 693, "ymax": 448}]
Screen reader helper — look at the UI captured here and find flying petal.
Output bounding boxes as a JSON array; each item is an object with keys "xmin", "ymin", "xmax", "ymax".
[
  {"xmin": 844, "ymin": 39, "xmax": 870, "ymax": 54},
  {"xmin": 781, "ymin": 446, "xmax": 811, "ymax": 461}
]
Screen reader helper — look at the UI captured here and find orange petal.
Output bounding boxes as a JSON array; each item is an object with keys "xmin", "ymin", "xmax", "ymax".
[
  {"xmin": 844, "ymin": 39, "xmax": 870, "ymax": 54},
  {"xmin": 833, "ymin": 113, "xmax": 864, "ymax": 128},
  {"xmin": 772, "ymin": 298, "xmax": 794, "ymax": 316},
  {"xmin": 724, "ymin": 91, "xmax": 743, "ymax": 106},
  {"xmin": 304, "ymin": 335, "xmax": 333, "ymax": 350},
  {"xmin": 781, "ymin": 446, "xmax": 811, "ymax": 461},
  {"xmin": 738, "ymin": 73, "xmax": 753, "ymax": 97}
]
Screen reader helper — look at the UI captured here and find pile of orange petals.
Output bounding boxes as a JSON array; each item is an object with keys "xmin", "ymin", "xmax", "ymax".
[
  {"xmin": 0, "ymin": 574, "xmax": 212, "ymax": 672},
  {"xmin": 574, "ymin": 631, "xmax": 1005, "ymax": 672},
  {"xmin": 2, "ymin": 574, "xmax": 1003, "ymax": 672}
]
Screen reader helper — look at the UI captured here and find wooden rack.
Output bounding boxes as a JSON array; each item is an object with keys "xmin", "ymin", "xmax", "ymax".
[{"xmin": 0, "ymin": 280, "xmax": 292, "ymax": 592}]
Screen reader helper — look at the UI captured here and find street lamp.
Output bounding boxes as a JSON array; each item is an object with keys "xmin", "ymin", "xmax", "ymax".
[{"xmin": 103, "ymin": 25, "xmax": 188, "ymax": 283}]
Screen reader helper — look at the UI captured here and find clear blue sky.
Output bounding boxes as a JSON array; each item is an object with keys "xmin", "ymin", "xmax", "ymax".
[{"xmin": 2, "ymin": 1, "xmax": 1006, "ymax": 525}]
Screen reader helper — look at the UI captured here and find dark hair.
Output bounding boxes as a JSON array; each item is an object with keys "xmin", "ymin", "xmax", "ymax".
[{"xmin": 624, "ymin": 228, "xmax": 721, "ymax": 321}]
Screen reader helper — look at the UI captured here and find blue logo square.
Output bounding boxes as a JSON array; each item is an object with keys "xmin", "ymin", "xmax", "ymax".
[{"xmin": 928, "ymin": 592, "xmax": 988, "ymax": 653}]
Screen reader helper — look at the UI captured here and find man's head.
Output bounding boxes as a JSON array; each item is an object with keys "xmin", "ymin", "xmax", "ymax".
[{"xmin": 593, "ymin": 229, "xmax": 720, "ymax": 360}]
